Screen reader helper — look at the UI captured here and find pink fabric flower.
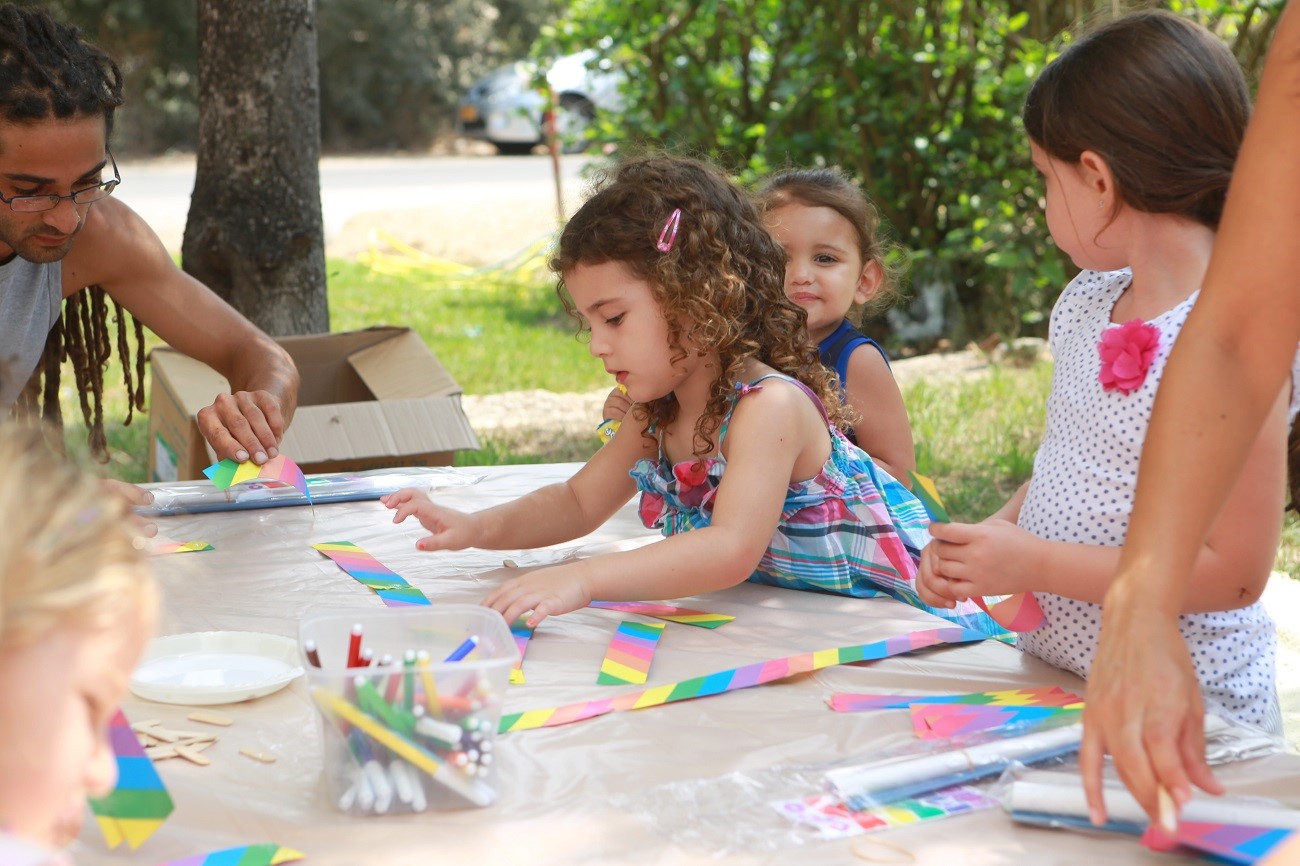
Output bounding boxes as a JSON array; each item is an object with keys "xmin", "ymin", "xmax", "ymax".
[{"xmin": 1097, "ymin": 319, "xmax": 1160, "ymax": 395}]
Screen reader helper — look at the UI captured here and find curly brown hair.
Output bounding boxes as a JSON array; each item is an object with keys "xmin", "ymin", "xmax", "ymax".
[{"xmin": 551, "ymin": 155, "xmax": 848, "ymax": 458}]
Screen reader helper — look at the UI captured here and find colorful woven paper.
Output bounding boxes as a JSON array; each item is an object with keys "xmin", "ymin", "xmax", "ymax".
[
  {"xmin": 510, "ymin": 619, "xmax": 535, "ymax": 685},
  {"xmin": 204, "ymin": 454, "xmax": 310, "ymax": 502},
  {"xmin": 1143, "ymin": 821, "xmax": 1295, "ymax": 865},
  {"xmin": 499, "ymin": 626, "xmax": 987, "ymax": 733},
  {"xmin": 597, "ymin": 620, "xmax": 665, "ymax": 685},
  {"xmin": 830, "ymin": 686, "xmax": 1083, "ymax": 713},
  {"xmin": 910, "ymin": 703, "xmax": 1082, "ymax": 739},
  {"xmin": 312, "ymin": 541, "xmax": 431, "ymax": 606},
  {"xmin": 588, "ymin": 600, "xmax": 734, "ymax": 628},
  {"xmin": 88, "ymin": 710, "xmax": 173, "ymax": 850},
  {"xmin": 149, "ymin": 539, "xmax": 215, "ymax": 555},
  {"xmin": 159, "ymin": 844, "xmax": 306, "ymax": 866}
]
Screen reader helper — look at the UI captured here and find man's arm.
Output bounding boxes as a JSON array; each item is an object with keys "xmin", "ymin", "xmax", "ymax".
[{"xmin": 61, "ymin": 196, "xmax": 299, "ymax": 463}]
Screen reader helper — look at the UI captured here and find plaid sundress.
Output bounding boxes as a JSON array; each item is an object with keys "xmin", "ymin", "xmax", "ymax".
[{"xmin": 630, "ymin": 374, "xmax": 1005, "ymax": 635}]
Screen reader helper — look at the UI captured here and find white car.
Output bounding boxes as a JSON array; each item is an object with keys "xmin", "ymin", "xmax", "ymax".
[{"xmin": 456, "ymin": 50, "xmax": 622, "ymax": 155}]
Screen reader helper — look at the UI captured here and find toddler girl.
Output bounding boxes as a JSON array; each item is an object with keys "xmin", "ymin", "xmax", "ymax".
[
  {"xmin": 918, "ymin": 10, "xmax": 1288, "ymax": 731},
  {"xmin": 756, "ymin": 167, "xmax": 914, "ymax": 476},
  {"xmin": 0, "ymin": 423, "xmax": 156, "ymax": 862},
  {"xmin": 386, "ymin": 155, "xmax": 996, "ymax": 633}
]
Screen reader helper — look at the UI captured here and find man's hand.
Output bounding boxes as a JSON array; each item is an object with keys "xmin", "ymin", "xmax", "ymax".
[{"xmin": 197, "ymin": 390, "xmax": 287, "ymax": 464}]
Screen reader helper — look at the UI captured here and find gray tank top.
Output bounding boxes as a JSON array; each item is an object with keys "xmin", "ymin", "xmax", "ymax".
[{"xmin": 0, "ymin": 256, "xmax": 62, "ymax": 407}]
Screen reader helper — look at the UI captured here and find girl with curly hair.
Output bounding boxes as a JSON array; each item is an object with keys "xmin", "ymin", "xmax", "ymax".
[{"xmin": 385, "ymin": 155, "xmax": 995, "ymax": 632}]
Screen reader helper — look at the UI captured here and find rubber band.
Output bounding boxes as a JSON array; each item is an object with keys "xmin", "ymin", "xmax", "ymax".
[{"xmin": 850, "ymin": 836, "xmax": 917, "ymax": 863}]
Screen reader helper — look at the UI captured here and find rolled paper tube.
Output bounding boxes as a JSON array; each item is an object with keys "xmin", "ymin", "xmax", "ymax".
[
  {"xmin": 826, "ymin": 723, "xmax": 1084, "ymax": 810},
  {"xmin": 312, "ymin": 687, "xmax": 494, "ymax": 807}
]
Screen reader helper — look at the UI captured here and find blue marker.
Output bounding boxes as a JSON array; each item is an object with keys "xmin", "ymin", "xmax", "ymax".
[{"xmin": 443, "ymin": 634, "xmax": 479, "ymax": 663}]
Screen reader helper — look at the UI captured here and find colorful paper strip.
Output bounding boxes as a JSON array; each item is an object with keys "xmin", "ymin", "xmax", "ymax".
[
  {"xmin": 149, "ymin": 539, "xmax": 215, "ymax": 555},
  {"xmin": 588, "ymin": 600, "xmax": 734, "ymax": 628},
  {"xmin": 510, "ymin": 619, "xmax": 535, "ymax": 685},
  {"xmin": 88, "ymin": 709, "xmax": 173, "ymax": 850},
  {"xmin": 830, "ymin": 687, "xmax": 1084, "ymax": 713},
  {"xmin": 499, "ymin": 626, "xmax": 987, "ymax": 733},
  {"xmin": 910, "ymin": 703, "xmax": 1082, "ymax": 739},
  {"xmin": 159, "ymin": 844, "xmax": 306, "ymax": 866},
  {"xmin": 204, "ymin": 454, "xmax": 310, "ymax": 502},
  {"xmin": 597, "ymin": 620, "xmax": 665, "ymax": 685},
  {"xmin": 775, "ymin": 785, "xmax": 999, "ymax": 839},
  {"xmin": 1144, "ymin": 821, "xmax": 1295, "ymax": 865},
  {"xmin": 312, "ymin": 541, "xmax": 431, "ymax": 606}
]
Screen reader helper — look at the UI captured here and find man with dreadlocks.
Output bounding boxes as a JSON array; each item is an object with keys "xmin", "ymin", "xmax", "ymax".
[{"xmin": 0, "ymin": 3, "xmax": 299, "ymax": 472}]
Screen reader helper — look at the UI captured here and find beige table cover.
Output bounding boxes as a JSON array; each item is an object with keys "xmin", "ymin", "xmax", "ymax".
[{"xmin": 73, "ymin": 464, "xmax": 1300, "ymax": 865}]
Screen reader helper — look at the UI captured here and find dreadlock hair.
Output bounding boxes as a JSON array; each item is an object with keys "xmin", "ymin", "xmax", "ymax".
[
  {"xmin": 1, "ymin": 3, "xmax": 144, "ymax": 460},
  {"xmin": 551, "ymin": 154, "xmax": 849, "ymax": 459}
]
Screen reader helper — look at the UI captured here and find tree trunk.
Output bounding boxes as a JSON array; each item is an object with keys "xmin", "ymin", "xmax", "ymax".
[{"xmin": 182, "ymin": 0, "xmax": 328, "ymax": 336}]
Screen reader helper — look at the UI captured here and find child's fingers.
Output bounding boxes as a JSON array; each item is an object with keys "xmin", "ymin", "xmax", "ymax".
[{"xmin": 927, "ymin": 521, "xmax": 978, "ymax": 543}]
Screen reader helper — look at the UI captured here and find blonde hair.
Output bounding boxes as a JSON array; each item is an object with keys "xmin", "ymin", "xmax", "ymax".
[{"xmin": 0, "ymin": 422, "xmax": 154, "ymax": 648}]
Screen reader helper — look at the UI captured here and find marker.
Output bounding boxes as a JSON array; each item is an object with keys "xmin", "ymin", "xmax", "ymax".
[
  {"xmin": 443, "ymin": 635, "xmax": 479, "ymax": 663},
  {"xmin": 416, "ymin": 650, "xmax": 441, "ymax": 716},
  {"xmin": 359, "ymin": 646, "xmax": 374, "ymax": 667},
  {"xmin": 304, "ymin": 639, "xmax": 322, "ymax": 668},
  {"xmin": 403, "ymin": 650, "xmax": 417, "ymax": 713},
  {"xmin": 347, "ymin": 623, "xmax": 363, "ymax": 668}
]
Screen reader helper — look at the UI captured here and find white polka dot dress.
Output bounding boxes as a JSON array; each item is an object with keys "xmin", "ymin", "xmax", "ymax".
[{"xmin": 1016, "ymin": 268, "xmax": 1281, "ymax": 733}]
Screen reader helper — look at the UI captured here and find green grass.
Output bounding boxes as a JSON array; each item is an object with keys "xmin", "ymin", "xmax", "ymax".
[{"xmin": 52, "ymin": 254, "xmax": 1300, "ymax": 580}]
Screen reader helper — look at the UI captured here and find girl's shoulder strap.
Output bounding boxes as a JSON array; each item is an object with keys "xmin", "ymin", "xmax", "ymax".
[{"xmin": 720, "ymin": 373, "xmax": 830, "ymax": 440}]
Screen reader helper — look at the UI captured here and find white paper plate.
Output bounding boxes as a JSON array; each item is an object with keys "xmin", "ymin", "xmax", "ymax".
[{"xmin": 131, "ymin": 631, "xmax": 304, "ymax": 705}]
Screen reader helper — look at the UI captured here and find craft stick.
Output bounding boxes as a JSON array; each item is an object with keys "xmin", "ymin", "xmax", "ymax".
[
  {"xmin": 443, "ymin": 635, "xmax": 479, "ymax": 663},
  {"xmin": 347, "ymin": 623, "xmax": 363, "ymax": 668},
  {"xmin": 239, "ymin": 748, "xmax": 277, "ymax": 764},
  {"xmin": 312, "ymin": 687, "xmax": 495, "ymax": 807},
  {"xmin": 187, "ymin": 711, "xmax": 234, "ymax": 727},
  {"xmin": 304, "ymin": 639, "xmax": 322, "ymax": 668}
]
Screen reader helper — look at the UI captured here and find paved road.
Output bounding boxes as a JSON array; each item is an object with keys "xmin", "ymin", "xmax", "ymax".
[{"xmin": 115, "ymin": 152, "xmax": 594, "ymax": 253}]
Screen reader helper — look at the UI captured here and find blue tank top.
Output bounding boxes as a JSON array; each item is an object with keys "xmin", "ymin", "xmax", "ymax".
[{"xmin": 817, "ymin": 319, "xmax": 888, "ymax": 444}]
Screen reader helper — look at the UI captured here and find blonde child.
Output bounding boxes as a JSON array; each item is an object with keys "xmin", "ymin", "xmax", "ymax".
[
  {"xmin": 0, "ymin": 423, "xmax": 156, "ymax": 861},
  {"xmin": 756, "ymin": 167, "xmax": 914, "ymax": 476},
  {"xmin": 386, "ymin": 155, "xmax": 996, "ymax": 633},
  {"xmin": 602, "ymin": 167, "xmax": 916, "ymax": 477},
  {"xmin": 918, "ymin": 11, "xmax": 1288, "ymax": 732}
]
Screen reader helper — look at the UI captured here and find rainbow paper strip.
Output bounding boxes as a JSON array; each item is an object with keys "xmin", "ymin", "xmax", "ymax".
[
  {"xmin": 906, "ymin": 470, "xmax": 950, "ymax": 523},
  {"xmin": 588, "ymin": 600, "xmax": 734, "ymax": 628},
  {"xmin": 830, "ymin": 686, "xmax": 1084, "ymax": 713},
  {"xmin": 88, "ymin": 709, "xmax": 173, "ymax": 850},
  {"xmin": 910, "ymin": 703, "xmax": 1082, "ymax": 739},
  {"xmin": 775, "ymin": 785, "xmax": 999, "ymax": 838},
  {"xmin": 510, "ymin": 619, "xmax": 535, "ymax": 685},
  {"xmin": 159, "ymin": 844, "xmax": 306, "ymax": 866},
  {"xmin": 499, "ymin": 626, "xmax": 987, "ymax": 733},
  {"xmin": 597, "ymin": 620, "xmax": 665, "ymax": 685},
  {"xmin": 312, "ymin": 541, "xmax": 431, "ymax": 606},
  {"xmin": 204, "ymin": 454, "xmax": 310, "ymax": 502},
  {"xmin": 1144, "ymin": 821, "xmax": 1295, "ymax": 865},
  {"xmin": 149, "ymin": 540, "xmax": 215, "ymax": 555}
]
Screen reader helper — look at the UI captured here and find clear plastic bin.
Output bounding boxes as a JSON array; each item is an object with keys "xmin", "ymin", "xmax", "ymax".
[{"xmin": 299, "ymin": 606, "xmax": 514, "ymax": 813}]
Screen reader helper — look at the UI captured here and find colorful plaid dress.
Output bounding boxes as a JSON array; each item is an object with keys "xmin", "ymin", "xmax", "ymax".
[{"xmin": 630, "ymin": 375, "xmax": 1004, "ymax": 635}]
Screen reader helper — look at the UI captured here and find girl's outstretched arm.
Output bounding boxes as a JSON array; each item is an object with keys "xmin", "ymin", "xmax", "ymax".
[
  {"xmin": 921, "ymin": 389, "xmax": 1286, "ymax": 610},
  {"xmin": 1084, "ymin": 3, "xmax": 1300, "ymax": 828},
  {"xmin": 383, "ymin": 420, "xmax": 653, "ymax": 551},
  {"xmin": 483, "ymin": 378, "xmax": 830, "ymax": 626},
  {"xmin": 843, "ymin": 345, "xmax": 915, "ymax": 476}
]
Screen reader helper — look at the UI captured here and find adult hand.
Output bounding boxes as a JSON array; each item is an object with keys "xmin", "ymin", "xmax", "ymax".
[
  {"xmin": 382, "ymin": 488, "xmax": 480, "ymax": 551},
  {"xmin": 1080, "ymin": 577, "xmax": 1222, "ymax": 829},
  {"xmin": 196, "ymin": 389, "xmax": 287, "ymax": 465},
  {"xmin": 920, "ymin": 519, "xmax": 1038, "ymax": 600},
  {"xmin": 481, "ymin": 566, "xmax": 593, "ymax": 628},
  {"xmin": 602, "ymin": 385, "xmax": 632, "ymax": 423}
]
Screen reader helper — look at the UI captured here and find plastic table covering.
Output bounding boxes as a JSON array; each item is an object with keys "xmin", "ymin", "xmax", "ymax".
[{"xmin": 73, "ymin": 463, "xmax": 1300, "ymax": 866}]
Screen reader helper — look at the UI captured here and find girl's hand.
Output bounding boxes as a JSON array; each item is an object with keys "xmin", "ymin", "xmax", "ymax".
[
  {"xmin": 601, "ymin": 385, "xmax": 632, "ymax": 423},
  {"xmin": 382, "ymin": 487, "xmax": 479, "ymax": 551},
  {"xmin": 482, "ymin": 566, "xmax": 593, "ymax": 628},
  {"xmin": 917, "ymin": 541, "xmax": 957, "ymax": 608},
  {"xmin": 921, "ymin": 519, "xmax": 1038, "ymax": 600}
]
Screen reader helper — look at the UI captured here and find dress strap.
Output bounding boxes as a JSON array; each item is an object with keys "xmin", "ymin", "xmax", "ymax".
[{"xmin": 717, "ymin": 373, "xmax": 830, "ymax": 441}]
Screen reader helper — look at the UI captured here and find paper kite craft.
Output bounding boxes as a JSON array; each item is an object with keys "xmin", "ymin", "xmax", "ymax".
[
  {"xmin": 87, "ymin": 709, "xmax": 174, "ymax": 850},
  {"xmin": 509, "ymin": 619, "xmax": 534, "ymax": 684},
  {"xmin": 598, "ymin": 620, "xmax": 665, "ymax": 685},
  {"xmin": 499, "ymin": 626, "xmax": 987, "ymax": 733},
  {"xmin": 158, "ymin": 844, "xmax": 306, "ymax": 866},
  {"xmin": 1143, "ymin": 820, "xmax": 1295, "ymax": 865},
  {"xmin": 588, "ymin": 600, "xmax": 734, "ymax": 628},
  {"xmin": 204, "ymin": 455, "xmax": 310, "ymax": 502},
  {"xmin": 313, "ymin": 541, "xmax": 431, "ymax": 606},
  {"xmin": 829, "ymin": 687, "xmax": 1085, "ymax": 739}
]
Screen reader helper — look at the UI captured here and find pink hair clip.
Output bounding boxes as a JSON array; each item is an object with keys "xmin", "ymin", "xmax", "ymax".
[{"xmin": 656, "ymin": 208, "xmax": 682, "ymax": 253}]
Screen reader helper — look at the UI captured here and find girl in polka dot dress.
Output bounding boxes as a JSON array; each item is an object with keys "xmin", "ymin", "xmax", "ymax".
[{"xmin": 917, "ymin": 11, "xmax": 1290, "ymax": 732}]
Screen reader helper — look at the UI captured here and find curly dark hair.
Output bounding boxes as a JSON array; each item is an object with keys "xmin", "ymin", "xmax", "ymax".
[{"xmin": 551, "ymin": 155, "xmax": 848, "ymax": 458}]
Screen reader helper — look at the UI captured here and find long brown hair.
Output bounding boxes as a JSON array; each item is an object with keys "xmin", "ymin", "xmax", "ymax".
[{"xmin": 551, "ymin": 155, "xmax": 847, "ymax": 457}]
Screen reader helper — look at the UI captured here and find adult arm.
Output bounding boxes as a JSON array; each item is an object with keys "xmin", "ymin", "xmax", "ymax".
[
  {"xmin": 843, "ymin": 344, "xmax": 916, "ymax": 476},
  {"xmin": 61, "ymin": 197, "xmax": 299, "ymax": 464},
  {"xmin": 1081, "ymin": 3, "xmax": 1300, "ymax": 827}
]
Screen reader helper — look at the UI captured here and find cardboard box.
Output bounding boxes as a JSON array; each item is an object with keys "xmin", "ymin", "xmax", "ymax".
[{"xmin": 147, "ymin": 326, "xmax": 481, "ymax": 482}]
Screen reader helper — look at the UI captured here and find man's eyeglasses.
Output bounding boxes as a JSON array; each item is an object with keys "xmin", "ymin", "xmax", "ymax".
[{"xmin": 0, "ymin": 150, "xmax": 120, "ymax": 213}]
